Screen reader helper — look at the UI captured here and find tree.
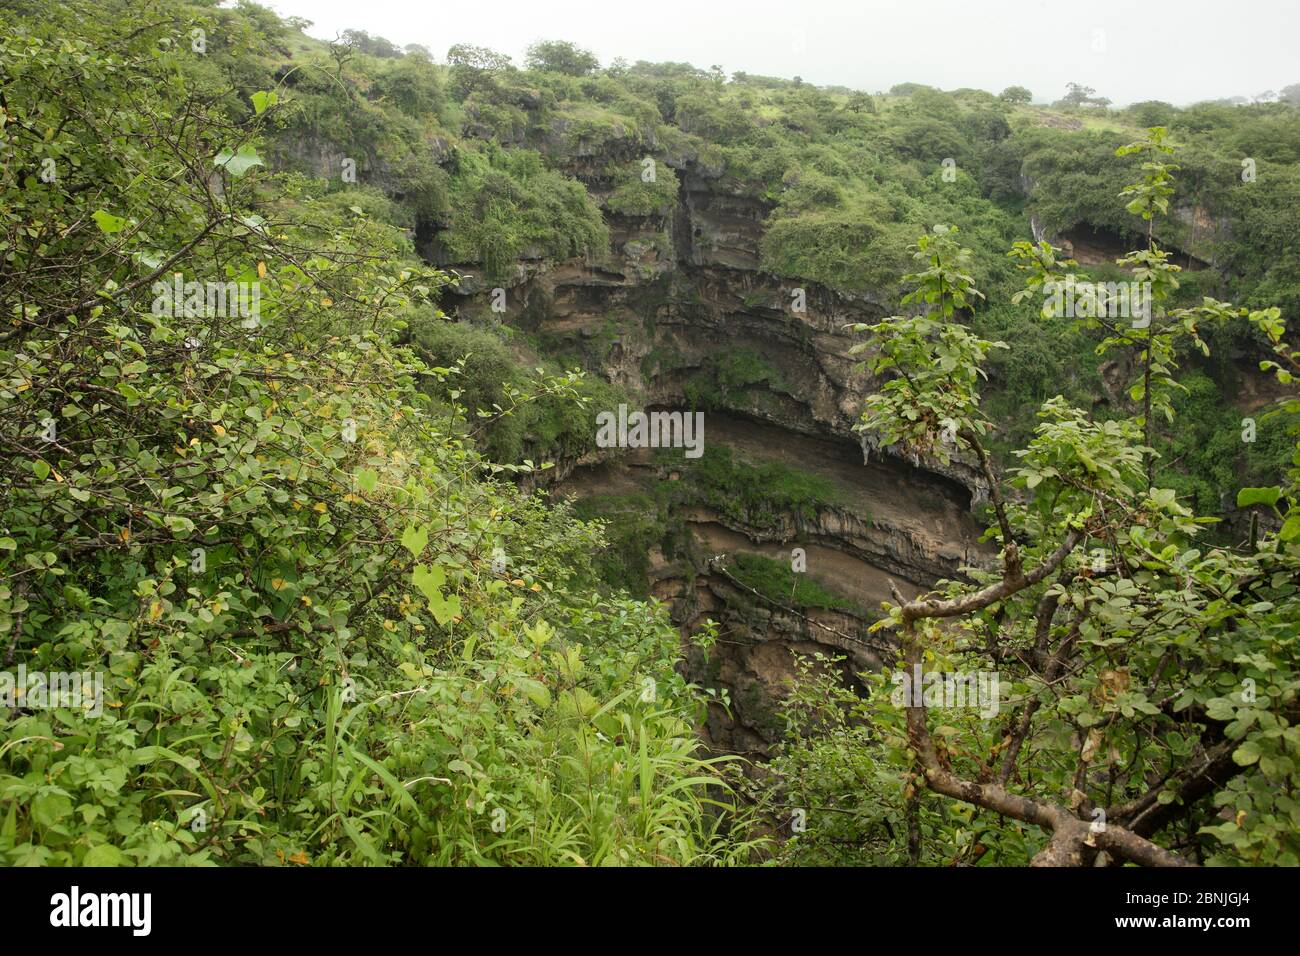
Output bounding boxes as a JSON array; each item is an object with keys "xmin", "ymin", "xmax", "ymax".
[
  {"xmin": 524, "ymin": 39, "xmax": 599, "ymax": 76},
  {"xmin": 376, "ymin": 52, "xmax": 446, "ymax": 117},
  {"xmin": 0, "ymin": 0, "xmax": 754, "ymax": 867},
  {"xmin": 446, "ymin": 43, "xmax": 513, "ymax": 72},
  {"xmin": 1125, "ymin": 100, "xmax": 1176, "ymax": 127},
  {"xmin": 446, "ymin": 43, "xmax": 513, "ymax": 97},
  {"xmin": 834, "ymin": 134, "xmax": 1300, "ymax": 866},
  {"xmin": 1058, "ymin": 81, "xmax": 1097, "ymax": 108},
  {"xmin": 846, "ymin": 91, "xmax": 877, "ymax": 114},
  {"xmin": 999, "ymin": 85, "xmax": 1032, "ymax": 105},
  {"xmin": 340, "ymin": 28, "xmax": 401, "ymax": 59}
]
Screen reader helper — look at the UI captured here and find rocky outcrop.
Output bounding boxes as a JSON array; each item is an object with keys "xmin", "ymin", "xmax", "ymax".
[
  {"xmin": 428, "ymin": 150, "xmax": 994, "ymax": 753},
  {"xmin": 442, "ymin": 153, "xmax": 989, "ymax": 492},
  {"xmin": 549, "ymin": 412, "xmax": 991, "ymax": 753}
]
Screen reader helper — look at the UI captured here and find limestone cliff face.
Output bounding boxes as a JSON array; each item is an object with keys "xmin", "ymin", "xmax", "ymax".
[
  {"xmin": 430, "ymin": 150, "xmax": 993, "ymax": 753},
  {"xmin": 1016, "ymin": 170, "xmax": 1225, "ymax": 270},
  {"xmin": 442, "ymin": 154, "xmax": 989, "ymax": 494}
]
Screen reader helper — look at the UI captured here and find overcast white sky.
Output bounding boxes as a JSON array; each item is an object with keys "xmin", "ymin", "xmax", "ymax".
[{"xmin": 258, "ymin": 0, "xmax": 1298, "ymax": 106}]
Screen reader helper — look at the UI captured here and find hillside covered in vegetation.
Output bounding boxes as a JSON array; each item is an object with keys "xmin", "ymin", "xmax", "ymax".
[{"xmin": 1, "ymin": 0, "xmax": 1298, "ymax": 867}]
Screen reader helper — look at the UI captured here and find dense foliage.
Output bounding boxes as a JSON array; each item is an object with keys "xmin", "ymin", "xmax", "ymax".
[
  {"xmin": 3, "ymin": 0, "xmax": 1298, "ymax": 868},
  {"xmin": 770, "ymin": 148, "xmax": 1300, "ymax": 865},
  {"xmin": 0, "ymin": 0, "xmax": 758, "ymax": 866}
]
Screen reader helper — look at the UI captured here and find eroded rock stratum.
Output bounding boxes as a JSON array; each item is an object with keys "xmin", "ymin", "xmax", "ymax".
[{"xmin": 433, "ymin": 153, "xmax": 993, "ymax": 753}]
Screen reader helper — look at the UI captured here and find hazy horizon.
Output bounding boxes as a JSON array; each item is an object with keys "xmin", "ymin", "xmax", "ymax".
[{"xmin": 258, "ymin": 0, "xmax": 1299, "ymax": 107}]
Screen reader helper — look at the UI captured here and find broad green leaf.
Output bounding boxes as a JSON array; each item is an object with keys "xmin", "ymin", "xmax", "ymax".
[
  {"xmin": 1232, "ymin": 740, "xmax": 1262, "ymax": 766},
  {"xmin": 251, "ymin": 90, "xmax": 279, "ymax": 114},
  {"xmin": 1237, "ymin": 487, "xmax": 1281, "ymax": 508},
  {"xmin": 91, "ymin": 209, "xmax": 126, "ymax": 234},
  {"xmin": 411, "ymin": 563, "xmax": 445, "ymax": 603},
  {"xmin": 427, "ymin": 592, "xmax": 461, "ymax": 626},
  {"xmin": 355, "ymin": 468, "xmax": 378, "ymax": 493},
  {"xmin": 213, "ymin": 146, "xmax": 265, "ymax": 178},
  {"xmin": 31, "ymin": 792, "xmax": 72, "ymax": 828},
  {"xmin": 401, "ymin": 523, "xmax": 428, "ymax": 557},
  {"xmin": 83, "ymin": 844, "xmax": 127, "ymax": 867}
]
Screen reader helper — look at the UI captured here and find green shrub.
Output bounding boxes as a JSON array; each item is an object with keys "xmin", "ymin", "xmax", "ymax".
[
  {"xmin": 605, "ymin": 160, "xmax": 680, "ymax": 216},
  {"xmin": 0, "ymin": 4, "xmax": 758, "ymax": 867},
  {"xmin": 441, "ymin": 145, "xmax": 608, "ymax": 279},
  {"xmin": 726, "ymin": 553, "xmax": 854, "ymax": 612},
  {"xmin": 671, "ymin": 446, "xmax": 841, "ymax": 529},
  {"xmin": 407, "ymin": 311, "xmax": 625, "ymax": 465}
]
